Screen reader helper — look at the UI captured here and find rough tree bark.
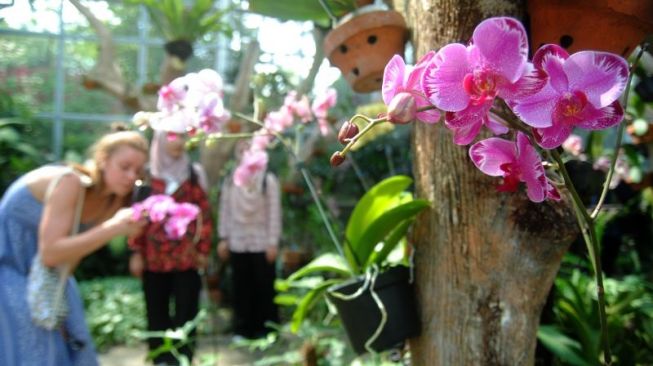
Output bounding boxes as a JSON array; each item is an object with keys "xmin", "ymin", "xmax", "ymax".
[{"xmin": 402, "ymin": 1, "xmax": 579, "ymax": 365}]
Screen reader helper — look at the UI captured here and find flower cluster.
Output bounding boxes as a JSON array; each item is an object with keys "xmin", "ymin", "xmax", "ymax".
[
  {"xmin": 134, "ymin": 69, "xmax": 230, "ymax": 135},
  {"xmin": 233, "ymin": 88, "xmax": 338, "ymax": 186},
  {"xmin": 132, "ymin": 195, "xmax": 200, "ymax": 240},
  {"xmin": 339, "ymin": 16, "xmax": 629, "ymax": 203}
]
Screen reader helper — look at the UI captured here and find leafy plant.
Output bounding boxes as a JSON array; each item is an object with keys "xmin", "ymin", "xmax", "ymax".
[
  {"xmin": 79, "ymin": 276, "xmax": 147, "ymax": 352},
  {"xmin": 125, "ymin": 0, "xmax": 232, "ymax": 44},
  {"xmin": 276, "ymin": 175, "xmax": 429, "ymax": 331},
  {"xmin": 0, "ymin": 90, "xmax": 46, "ymax": 194},
  {"xmin": 247, "ymin": 0, "xmax": 360, "ymax": 27},
  {"xmin": 537, "ymin": 258, "xmax": 653, "ymax": 365}
]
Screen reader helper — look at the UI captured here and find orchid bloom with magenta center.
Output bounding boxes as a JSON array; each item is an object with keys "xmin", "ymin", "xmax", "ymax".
[
  {"xmin": 421, "ymin": 17, "xmax": 546, "ymax": 145},
  {"xmin": 511, "ymin": 44, "xmax": 629, "ymax": 149},
  {"xmin": 469, "ymin": 132, "xmax": 560, "ymax": 202}
]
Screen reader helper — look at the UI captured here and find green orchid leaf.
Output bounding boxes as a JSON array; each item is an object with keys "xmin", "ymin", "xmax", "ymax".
[
  {"xmin": 537, "ymin": 325, "xmax": 591, "ymax": 366},
  {"xmin": 354, "ymin": 199, "xmax": 429, "ymax": 269},
  {"xmin": 248, "ymin": 0, "xmax": 356, "ymax": 27},
  {"xmin": 287, "ymin": 253, "xmax": 352, "ymax": 282},
  {"xmin": 290, "ymin": 279, "xmax": 340, "ymax": 332},
  {"xmin": 346, "ymin": 175, "xmax": 413, "ymax": 252},
  {"xmin": 273, "ymin": 293, "xmax": 299, "ymax": 306},
  {"xmin": 368, "ymin": 218, "xmax": 414, "ymax": 267}
]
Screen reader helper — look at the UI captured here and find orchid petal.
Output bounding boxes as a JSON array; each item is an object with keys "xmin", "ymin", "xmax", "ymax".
[
  {"xmin": 577, "ymin": 101, "xmax": 624, "ymax": 130},
  {"xmin": 516, "ymin": 132, "xmax": 546, "ymax": 203},
  {"xmin": 565, "ymin": 51, "xmax": 629, "ymax": 108},
  {"xmin": 414, "ymin": 95, "xmax": 440, "ymax": 124},
  {"xmin": 382, "ymin": 55, "xmax": 407, "ymax": 105},
  {"xmin": 533, "ymin": 44, "xmax": 569, "ymax": 70},
  {"xmin": 469, "ymin": 137, "xmax": 517, "ymax": 176},
  {"xmin": 486, "ymin": 114, "xmax": 509, "ymax": 135},
  {"xmin": 423, "ymin": 43, "xmax": 470, "ymax": 112},
  {"xmin": 473, "ymin": 17, "xmax": 528, "ymax": 83},
  {"xmin": 510, "ymin": 85, "xmax": 557, "ymax": 128},
  {"xmin": 500, "ymin": 65, "xmax": 548, "ymax": 101},
  {"xmin": 444, "ymin": 102, "xmax": 490, "ymax": 129},
  {"xmin": 446, "ymin": 114, "xmax": 483, "ymax": 145},
  {"xmin": 533, "ymin": 123, "xmax": 574, "ymax": 149}
]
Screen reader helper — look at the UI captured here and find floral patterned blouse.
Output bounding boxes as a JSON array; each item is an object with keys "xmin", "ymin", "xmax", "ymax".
[{"xmin": 128, "ymin": 176, "xmax": 213, "ymax": 272}]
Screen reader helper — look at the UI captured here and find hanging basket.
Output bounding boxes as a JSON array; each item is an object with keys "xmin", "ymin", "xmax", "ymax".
[
  {"xmin": 326, "ymin": 266, "xmax": 420, "ymax": 354},
  {"xmin": 527, "ymin": 0, "xmax": 653, "ymax": 57},
  {"xmin": 323, "ymin": 6, "xmax": 408, "ymax": 93}
]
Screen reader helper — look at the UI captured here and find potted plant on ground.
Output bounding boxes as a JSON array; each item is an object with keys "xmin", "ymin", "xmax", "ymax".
[{"xmin": 276, "ymin": 175, "xmax": 429, "ymax": 354}]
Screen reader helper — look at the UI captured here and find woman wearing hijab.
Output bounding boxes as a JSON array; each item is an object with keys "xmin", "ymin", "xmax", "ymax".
[
  {"xmin": 217, "ymin": 140, "xmax": 281, "ymax": 340},
  {"xmin": 128, "ymin": 131, "xmax": 213, "ymax": 366}
]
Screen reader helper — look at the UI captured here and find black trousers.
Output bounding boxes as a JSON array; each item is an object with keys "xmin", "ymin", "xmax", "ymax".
[
  {"xmin": 143, "ymin": 270, "xmax": 201, "ymax": 365},
  {"xmin": 230, "ymin": 251, "xmax": 279, "ymax": 338}
]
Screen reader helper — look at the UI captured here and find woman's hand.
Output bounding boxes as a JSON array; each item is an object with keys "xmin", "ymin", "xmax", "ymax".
[
  {"xmin": 129, "ymin": 252, "xmax": 144, "ymax": 278},
  {"xmin": 106, "ymin": 207, "xmax": 147, "ymax": 237},
  {"xmin": 217, "ymin": 240, "xmax": 230, "ymax": 261},
  {"xmin": 265, "ymin": 246, "xmax": 277, "ymax": 264}
]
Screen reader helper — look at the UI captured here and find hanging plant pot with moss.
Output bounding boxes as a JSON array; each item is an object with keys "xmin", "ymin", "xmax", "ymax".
[
  {"xmin": 326, "ymin": 265, "xmax": 420, "ymax": 354},
  {"xmin": 323, "ymin": 3, "xmax": 408, "ymax": 93},
  {"xmin": 527, "ymin": 0, "xmax": 653, "ymax": 57}
]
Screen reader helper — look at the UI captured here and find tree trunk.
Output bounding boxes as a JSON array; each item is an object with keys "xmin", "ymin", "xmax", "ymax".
[{"xmin": 403, "ymin": 1, "xmax": 579, "ymax": 364}]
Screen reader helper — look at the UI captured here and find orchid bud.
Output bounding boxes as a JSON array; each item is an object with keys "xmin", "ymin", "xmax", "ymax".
[
  {"xmin": 387, "ymin": 92, "xmax": 417, "ymax": 124},
  {"xmin": 338, "ymin": 121, "xmax": 359, "ymax": 145},
  {"xmin": 330, "ymin": 151, "xmax": 345, "ymax": 167}
]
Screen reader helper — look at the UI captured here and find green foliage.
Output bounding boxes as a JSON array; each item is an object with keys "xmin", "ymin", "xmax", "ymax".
[
  {"xmin": 248, "ymin": 0, "xmax": 358, "ymax": 27},
  {"xmin": 79, "ymin": 276, "xmax": 146, "ymax": 352},
  {"xmin": 275, "ymin": 175, "xmax": 429, "ymax": 331},
  {"xmin": 538, "ymin": 257, "xmax": 653, "ymax": 365},
  {"xmin": 0, "ymin": 90, "xmax": 47, "ymax": 193},
  {"xmin": 125, "ymin": 0, "xmax": 232, "ymax": 42}
]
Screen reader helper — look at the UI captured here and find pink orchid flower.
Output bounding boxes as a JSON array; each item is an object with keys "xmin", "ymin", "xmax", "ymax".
[
  {"xmin": 198, "ymin": 94, "xmax": 231, "ymax": 133},
  {"xmin": 311, "ymin": 88, "xmax": 337, "ymax": 136},
  {"xmin": 157, "ymin": 76, "xmax": 188, "ymax": 114},
  {"xmin": 233, "ymin": 148, "xmax": 269, "ymax": 187},
  {"xmin": 284, "ymin": 91, "xmax": 313, "ymax": 123},
  {"xmin": 382, "ymin": 52, "xmax": 440, "ymax": 124},
  {"xmin": 164, "ymin": 203, "xmax": 200, "ymax": 239},
  {"xmin": 469, "ymin": 132, "xmax": 560, "ymax": 202},
  {"xmin": 422, "ymin": 17, "xmax": 546, "ymax": 145},
  {"xmin": 264, "ymin": 106, "xmax": 294, "ymax": 133},
  {"xmin": 141, "ymin": 195, "xmax": 176, "ymax": 222},
  {"xmin": 511, "ymin": 45, "xmax": 628, "ymax": 149},
  {"xmin": 561, "ymin": 134, "xmax": 584, "ymax": 157}
]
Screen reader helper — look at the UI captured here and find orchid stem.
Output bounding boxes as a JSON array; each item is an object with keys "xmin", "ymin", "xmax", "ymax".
[
  {"xmin": 341, "ymin": 115, "xmax": 386, "ymax": 156},
  {"xmin": 591, "ymin": 42, "xmax": 649, "ymax": 220},
  {"xmin": 234, "ymin": 112, "xmax": 347, "ymax": 262},
  {"xmin": 552, "ymin": 149, "xmax": 611, "ymax": 364}
]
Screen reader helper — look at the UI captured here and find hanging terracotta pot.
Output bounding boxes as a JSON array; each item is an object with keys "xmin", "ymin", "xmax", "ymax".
[
  {"xmin": 527, "ymin": 0, "xmax": 653, "ymax": 57},
  {"xmin": 323, "ymin": 5, "xmax": 408, "ymax": 93}
]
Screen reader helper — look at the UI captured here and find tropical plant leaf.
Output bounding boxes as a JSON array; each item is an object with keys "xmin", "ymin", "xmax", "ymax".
[
  {"xmin": 537, "ymin": 325, "xmax": 592, "ymax": 366},
  {"xmin": 247, "ymin": 0, "xmax": 356, "ymax": 27},
  {"xmin": 354, "ymin": 199, "xmax": 429, "ymax": 271},
  {"xmin": 346, "ymin": 175, "xmax": 413, "ymax": 254},
  {"xmin": 290, "ymin": 279, "xmax": 340, "ymax": 332},
  {"xmin": 287, "ymin": 253, "xmax": 352, "ymax": 282},
  {"xmin": 368, "ymin": 218, "xmax": 413, "ymax": 267}
]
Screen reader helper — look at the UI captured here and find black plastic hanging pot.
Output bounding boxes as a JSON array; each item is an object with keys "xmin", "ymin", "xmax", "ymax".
[{"xmin": 326, "ymin": 265, "xmax": 420, "ymax": 354}]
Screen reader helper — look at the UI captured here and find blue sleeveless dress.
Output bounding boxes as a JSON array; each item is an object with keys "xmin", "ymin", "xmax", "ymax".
[{"xmin": 0, "ymin": 169, "xmax": 98, "ymax": 366}]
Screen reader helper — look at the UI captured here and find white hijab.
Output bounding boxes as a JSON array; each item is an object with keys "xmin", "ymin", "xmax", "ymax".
[{"xmin": 149, "ymin": 130, "xmax": 190, "ymax": 194}]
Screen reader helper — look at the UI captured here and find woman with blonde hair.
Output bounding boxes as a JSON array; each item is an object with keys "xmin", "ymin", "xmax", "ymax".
[{"xmin": 0, "ymin": 127, "xmax": 149, "ymax": 366}]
